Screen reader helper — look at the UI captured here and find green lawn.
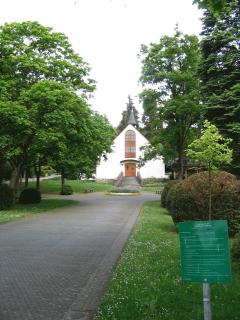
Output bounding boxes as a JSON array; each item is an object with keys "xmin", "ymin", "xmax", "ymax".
[
  {"xmin": 95, "ymin": 201, "xmax": 240, "ymax": 320},
  {"xmin": 21, "ymin": 179, "xmax": 114, "ymax": 194},
  {"xmin": 0, "ymin": 199, "xmax": 78, "ymax": 224}
]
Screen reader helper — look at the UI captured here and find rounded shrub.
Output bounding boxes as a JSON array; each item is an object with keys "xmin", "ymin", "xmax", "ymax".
[
  {"xmin": 0, "ymin": 184, "xmax": 15, "ymax": 209},
  {"xmin": 60, "ymin": 185, "xmax": 73, "ymax": 195},
  {"xmin": 166, "ymin": 171, "xmax": 240, "ymax": 236},
  {"xmin": 161, "ymin": 180, "xmax": 180, "ymax": 208},
  {"xmin": 19, "ymin": 188, "xmax": 41, "ymax": 204}
]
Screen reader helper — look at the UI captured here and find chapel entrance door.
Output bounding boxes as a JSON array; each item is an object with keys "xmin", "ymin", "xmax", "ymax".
[{"xmin": 125, "ymin": 163, "xmax": 136, "ymax": 177}]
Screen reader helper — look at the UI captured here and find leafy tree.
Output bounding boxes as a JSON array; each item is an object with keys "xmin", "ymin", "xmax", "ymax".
[
  {"xmin": 139, "ymin": 29, "xmax": 201, "ymax": 179},
  {"xmin": 0, "ymin": 21, "xmax": 95, "ymax": 98},
  {"xmin": 116, "ymin": 95, "xmax": 140, "ymax": 134},
  {"xmin": 0, "ymin": 101, "xmax": 32, "ymax": 189},
  {"xmin": 187, "ymin": 120, "xmax": 232, "ymax": 219},
  {"xmin": 193, "ymin": 0, "xmax": 228, "ymax": 16},
  {"xmin": 19, "ymin": 80, "xmax": 115, "ymax": 192},
  {"xmin": 0, "ymin": 21, "xmax": 95, "ymax": 190},
  {"xmin": 52, "ymin": 111, "xmax": 115, "ymax": 192},
  {"xmin": 199, "ymin": 0, "xmax": 240, "ymax": 174},
  {"xmin": 20, "ymin": 80, "xmax": 92, "ymax": 190}
]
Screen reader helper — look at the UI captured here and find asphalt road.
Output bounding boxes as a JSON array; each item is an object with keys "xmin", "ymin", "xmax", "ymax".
[{"xmin": 0, "ymin": 192, "xmax": 159, "ymax": 320}]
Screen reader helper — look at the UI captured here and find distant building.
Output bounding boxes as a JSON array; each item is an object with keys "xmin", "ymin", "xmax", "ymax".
[{"xmin": 96, "ymin": 111, "xmax": 166, "ymax": 181}]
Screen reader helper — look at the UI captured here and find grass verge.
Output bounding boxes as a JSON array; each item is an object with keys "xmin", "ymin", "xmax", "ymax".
[
  {"xmin": 95, "ymin": 201, "xmax": 240, "ymax": 320},
  {"xmin": 0, "ymin": 199, "xmax": 78, "ymax": 224},
  {"xmin": 20, "ymin": 179, "xmax": 113, "ymax": 194}
]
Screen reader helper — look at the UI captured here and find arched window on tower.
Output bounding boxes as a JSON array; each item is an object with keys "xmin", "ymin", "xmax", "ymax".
[{"xmin": 125, "ymin": 130, "xmax": 136, "ymax": 158}]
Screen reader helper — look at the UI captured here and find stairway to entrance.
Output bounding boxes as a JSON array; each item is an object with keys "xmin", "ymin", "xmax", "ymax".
[{"xmin": 118, "ymin": 176, "xmax": 140, "ymax": 189}]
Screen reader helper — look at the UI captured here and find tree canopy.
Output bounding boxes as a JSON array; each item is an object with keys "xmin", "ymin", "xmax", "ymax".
[
  {"xmin": 139, "ymin": 28, "xmax": 201, "ymax": 178},
  {"xmin": 0, "ymin": 21, "xmax": 114, "ymax": 190},
  {"xmin": 193, "ymin": 0, "xmax": 228, "ymax": 15},
  {"xmin": 199, "ymin": 0, "xmax": 240, "ymax": 174}
]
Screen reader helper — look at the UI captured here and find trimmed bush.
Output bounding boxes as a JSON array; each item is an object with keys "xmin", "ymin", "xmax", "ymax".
[
  {"xmin": 19, "ymin": 188, "xmax": 41, "ymax": 204},
  {"xmin": 166, "ymin": 171, "xmax": 240, "ymax": 236},
  {"xmin": 161, "ymin": 180, "xmax": 180, "ymax": 208},
  {"xmin": 0, "ymin": 184, "xmax": 15, "ymax": 209},
  {"xmin": 60, "ymin": 185, "xmax": 73, "ymax": 195}
]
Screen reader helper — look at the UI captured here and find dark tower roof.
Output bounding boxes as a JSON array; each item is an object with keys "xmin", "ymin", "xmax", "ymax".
[{"xmin": 128, "ymin": 109, "xmax": 137, "ymax": 126}]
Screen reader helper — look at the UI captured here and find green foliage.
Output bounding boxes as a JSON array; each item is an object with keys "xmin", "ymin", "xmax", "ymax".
[
  {"xmin": 167, "ymin": 171, "xmax": 240, "ymax": 236},
  {"xmin": 199, "ymin": 1, "xmax": 240, "ymax": 173},
  {"xmin": 187, "ymin": 120, "xmax": 233, "ymax": 169},
  {"xmin": 0, "ymin": 21, "xmax": 95, "ymax": 96},
  {"xmin": 139, "ymin": 28, "xmax": 201, "ymax": 178},
  {"xmin": 161, "ymin": 180, "xmax": 180, "ymax": 208},
  {"xmin": 60, "ymin": 185, "xmax": 73, "ymax": 195},
  {"xmin": 193, "ymin": 0, "xmax": 227, "ymax": 15},
  {"xmin": 231, "ymin": 233, "xmax": 240, "ymax": 260},
  {"xmin": 41, "ymin": 166, "xmax": 56, "ymax": 177},
  {"xmin": 0, "ymin": 21, "xmax": 98, "ymax": 190},
  {"xmin": 0, "ymin": 184, "xmax": 15, "ymax": 210},
  {"xmin": 19, "ymin": 188, "xmax": 41, "ymax": 204},
  {"xmin": 187, "ymin": 120, "xmax": 233, "ymax": 218}
]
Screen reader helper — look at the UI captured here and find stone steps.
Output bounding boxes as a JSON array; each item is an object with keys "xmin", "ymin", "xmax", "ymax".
[{"xmin": 118, "ymin": 176, "xmax": 140, "ymax": 189}]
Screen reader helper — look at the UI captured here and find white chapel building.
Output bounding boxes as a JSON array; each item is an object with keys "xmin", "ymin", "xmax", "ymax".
[{"xmin": 96, "ymin": 111, "xmax": 166, "ymax": 181}]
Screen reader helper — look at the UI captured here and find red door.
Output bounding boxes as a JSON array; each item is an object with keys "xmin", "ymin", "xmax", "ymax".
[{"xmin": 125, "ymin": 163, "xmax": 136, "ymax": 177}]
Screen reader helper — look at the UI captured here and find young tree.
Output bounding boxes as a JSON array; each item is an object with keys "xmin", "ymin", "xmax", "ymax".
[
  {"xmin": 139, "ymin": 29, "xmax": 201, "ymax": 179},
  {"xmin": 187, "ymin": 120, "xmax": 232, "ymax": 219},
  {"xmin": 116, "ymin": 95, "xmax": 140, "ymax": 134},
  {"xmin": 199, "ymin": 1, "xmax": 240, "ymax": 174}
]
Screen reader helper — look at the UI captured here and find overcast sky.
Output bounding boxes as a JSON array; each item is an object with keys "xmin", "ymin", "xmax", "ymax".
[{"xmin": 0, "ymin": 0, "xmax": 203, "ymax": 126}]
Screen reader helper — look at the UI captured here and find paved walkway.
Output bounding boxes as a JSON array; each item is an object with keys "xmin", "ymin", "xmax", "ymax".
[{"xmin": 0, "ymin": 192, "xmax": 159, "ymax": 320}]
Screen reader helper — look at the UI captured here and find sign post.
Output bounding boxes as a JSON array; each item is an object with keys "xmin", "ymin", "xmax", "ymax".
[
  {"xmin": 178, "ymin": 220, "xmax": 231, "ymax": 319},
  {"xmin": 203, "ymin": 283, "xmax": 211, "ymax": 320}
]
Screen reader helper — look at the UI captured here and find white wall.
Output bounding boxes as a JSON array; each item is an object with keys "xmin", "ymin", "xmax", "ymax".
[
  {"xmin": 96, "ymin": 124, "xmax": 166, "ymax": 179},
  {"xmin": 140, "ymin": 158, "xmax": 166, "ymax": 178}
]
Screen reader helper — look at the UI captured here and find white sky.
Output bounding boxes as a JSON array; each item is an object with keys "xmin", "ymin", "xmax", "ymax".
[{"xmin": 0, "ymin": 0, "xmax": 203, "ymax": 127}]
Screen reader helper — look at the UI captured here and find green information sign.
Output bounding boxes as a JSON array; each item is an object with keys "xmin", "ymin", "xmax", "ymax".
[{"xmin": 179, "ymin": 220, "xmax": 231, "ymax": 283}]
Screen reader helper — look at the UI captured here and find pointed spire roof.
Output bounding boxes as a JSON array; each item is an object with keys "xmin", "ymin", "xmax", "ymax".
[{"xmin": 128, "ymin": 109, "xmax": 137, "ymax": 126}]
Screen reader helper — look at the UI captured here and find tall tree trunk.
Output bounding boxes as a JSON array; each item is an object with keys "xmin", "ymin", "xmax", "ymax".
[
  {"xmin": 24, "ymin": 166, "xmax": 30, "ymax": 188},
  {"xmin": 9, "ymin": 164, "xmax": 21, "ymax": 191},
  {"xmin": 179, "ymin": 145, "xmax": 184, "ymax": 180},
  {"xmin": 35, "ymin": 162, "xmax": 41, "ymax": 191},
  {"xmin": 61, "ymin": 168, "xmax": 65, "ymax": 194}
]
